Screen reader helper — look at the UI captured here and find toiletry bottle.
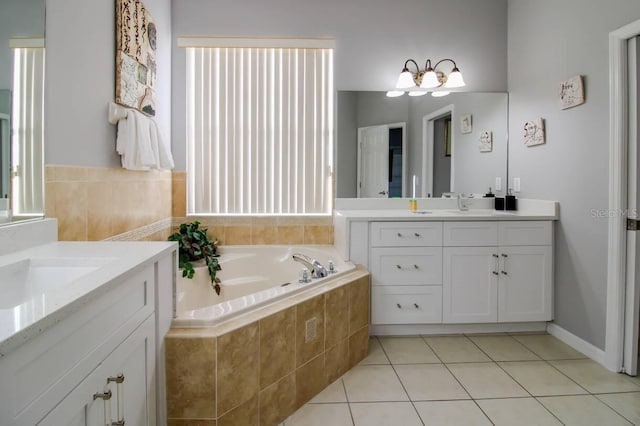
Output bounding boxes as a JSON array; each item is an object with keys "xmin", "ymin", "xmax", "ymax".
[
  {"xmin": 494, "ymin": 191, "xmax": 505, "ymax": 210},
  {"xmin": 505, "ymin": 188, "xmax": 517, "ymax": 211},
  {"xmin": 484, "ymin": 187, "xmax": 495, "ymax": 198}
]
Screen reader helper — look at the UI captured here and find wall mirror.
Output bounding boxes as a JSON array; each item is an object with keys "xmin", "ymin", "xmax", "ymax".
[
  {"xmin": 336, "ymin": 91, "xmax": 508, "ymax": 198},
  {"xmin": 0, "ymin": 0, "xmax": 46, "ymax": 223}
]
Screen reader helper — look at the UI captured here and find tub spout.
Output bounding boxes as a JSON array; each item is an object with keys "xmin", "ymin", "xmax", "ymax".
[{"xmin": 292, "ymin": 253, "xmax": 329, "ymax": 278}]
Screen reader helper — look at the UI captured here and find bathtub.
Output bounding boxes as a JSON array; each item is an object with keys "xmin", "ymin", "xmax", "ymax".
[{"xmin": 173, "ymin": 245, "xmax": 355, "ymax": 327}]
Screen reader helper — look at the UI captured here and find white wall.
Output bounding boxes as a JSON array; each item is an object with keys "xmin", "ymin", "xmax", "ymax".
[
  {"xmin": 45, "ymin": 0, "xmax": 172, "ymax": 167},
  {"xmin": 508, "ymin": 0, "xmax": 640, "ymax": 349},
  {"xmin": 171, "ymin": 0, "xmax": 508, "ymax": 170}
]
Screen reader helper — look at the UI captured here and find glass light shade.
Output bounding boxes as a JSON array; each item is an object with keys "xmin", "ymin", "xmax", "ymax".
[
  {"xmin": 431, "ymin": 91, "xmax": 450, "ymax": 97},
  {"xmin": 420, "ymin": 70, "xmax": 440, "ymax": 89},
  {"xmin": 408, "ymin": 90, "xmax": 427, "ymax": 97},
  {"xmin": 396, "ymin": 70, "xmax": 416, "ymax": 89},
  {"xmin": 444, "ymin": 69, "xmax": 465, "ymax": 88},
  {"xmin": 386, "ymin": 90, "xmax": 405, "ymax": 98}
]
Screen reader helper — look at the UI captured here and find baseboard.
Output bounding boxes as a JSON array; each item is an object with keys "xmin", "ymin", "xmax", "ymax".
[
  {"xmin": 370, "ymin": 322, "xmax": 547, "ymax": 336},
  {"xmin": 546, "ymin": 322, "xmax": 607, "ymax": 367}
]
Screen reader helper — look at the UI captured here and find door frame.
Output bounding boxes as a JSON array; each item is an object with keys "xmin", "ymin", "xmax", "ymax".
[
  {"xmin": 606, "ymin": 18, "xmax": 640, "ymax": 372},
  {"xmin": 422, "ymin": 105, "xmax": 454, "ymax": 197},
  {"xmin": 356, "ymin": 122, "xmax": 407, "ymax": 198}
]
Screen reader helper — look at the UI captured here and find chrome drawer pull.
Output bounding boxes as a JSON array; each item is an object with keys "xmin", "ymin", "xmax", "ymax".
[
  {"xmin": 396, "ymin": 303, "xmax": 402, "ymax": 309},
  {"xmin": 501, "ymin": 271, "xmax": 508, "ymax": 275},
  {"xmin": 502, "ymin": 253, "xmax": 508, "ymax": 258},
  {"xmin": 397, "ymin": 232, "xmax": 403, "ymax": 237},
  {"xmin": 93, "ymin": 390, "xmax": 112, "ymax": 401},
  {"xmin": 396, "ymin": 264, "xmax": 402, "ymax": 269},
  {"xmin": 493, "ymin": 254, "xmax": 499, "ymax": 258},
  {"xmin": 413, "ymin": 264, "xmax": 419, "ymax": 269},
  {"xmin": 112, "ymin": 420, "xmax": 125, "ymax": 426},
  {"xmin": 492, "ymin": 271, "xmax": 499, "ymax": 275},
  {"xmin": 414, "ymin": 303, "xmax": 420, "ymax": 308},
  {"xmin": 414, "ymin": 233, "xmax": 421, "ymax": 237},
  {"xmin": 107, "ymin": 374, "xmax": 125, "ymax": 384}
]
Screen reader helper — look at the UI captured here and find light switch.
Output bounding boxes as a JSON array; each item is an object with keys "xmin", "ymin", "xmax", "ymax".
[
  {"xmin": 495, "ymin": 177, "xmax": 502, "ymax": 192},
  {"xmin": 514, "ymin": 177, "xmax": 521, "ymax": 192}
]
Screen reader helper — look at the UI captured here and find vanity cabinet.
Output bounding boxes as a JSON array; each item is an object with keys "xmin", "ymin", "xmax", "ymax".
[{"xmin": 0, "ymin": 245, "xmax": 175, "ymax": 426}]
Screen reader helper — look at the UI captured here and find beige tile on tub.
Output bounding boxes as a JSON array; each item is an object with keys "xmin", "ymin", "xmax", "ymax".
[
  {"xmin": 395, "ymin": 363, "xmax": 470, "ymax": 401},
  {"xmin": 538, "ymin": 395, "xmax": 633, "ymax": 426},
  {"xmin": 512, "ymin": 334, "xmax": 587, "ymax": 360},
  {"xmin": 549, "ymin": 359, "xmax": 640, "ymax": 394},
  {"xmin": 468, "ymin": 335, "xmax": 540, "ymax": 361},
  {"xmin": 348, "ymin": 326, "xmax": 369, "ymax": 368},
  {"xmin": 296, "ymin": 295, "xmax": 325, "ymax": 367},
  {"xmin": 259, "ymin": 373, "xmax": 296, "ymax": 426},
  {"xmin": 260, "ymin": 307, "xmax": 296, "ymax": 389},
  {"xmin": 414, "ymin": 400, "xmax": 492, "ymax": 426},
  {"xmin": 476, "ymin": 398, "xmax": 562, "ymax": 426},
  {"xmin": 342, "ymin": 364, "xmax": 408, "ymax": 402},
  {"xmin": 325, "ymin": 285, "xmax": 349, "ymax": 348},
  {"xmin": 350, "ymin": 402, "xmax": 423, "ymax": 426},
  {"xmin": 284, "ymin": 403, "xmax": 352, "ymax": 426},
  {"xmin": 296, "ymin": 354, "xmax": 327, "ymax": 408},
  {"xmin": 217, "ymin": 393, "xmax": 259, "ymax": 426},
  {"xmin": 447, "ymin": 362, "xmax": 528, "ymax": 399},
  {"xmin": 423, "ymin": 335, "xmax": 491, "ymax": 363},
  {"xmin": 378, "ymin": 336, "xmax": 440, "ymax": 364},
  {"xmin": 498, "ymin": 361, "xmax": 588, "ymax": 396},
  {"xmin": 596, "ymin": 392, "xmax": 640, "ymax": 425}
]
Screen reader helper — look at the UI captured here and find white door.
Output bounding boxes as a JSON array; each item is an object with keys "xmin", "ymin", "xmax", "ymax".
[
  {"xmin": 624, "ymin": 36, "xmax": 640, "ymax": 376},
  {"xmin": 358, "ymin": 125, "xmax": 389, "ymax": 198},
  {"xmin": 443, "ymin": 246, "xmax": 498, "ymax": 323},
  {"xmin": 498, "ymin": 246, "xmax": 553, "ymax": 322}
]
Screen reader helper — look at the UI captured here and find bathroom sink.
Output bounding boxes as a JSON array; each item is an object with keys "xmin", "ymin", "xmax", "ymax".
[
  {"xmin": 0, "ymin": 257, "xmax": 114, "ymax": 309},
  {"xmin": 440, "ymin": 209, "xmax": 498, "ymax": 216}
]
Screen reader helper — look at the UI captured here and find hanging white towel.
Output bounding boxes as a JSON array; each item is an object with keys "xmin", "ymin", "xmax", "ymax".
[{"xmin": 115, "ymin": 108, "xmax": 174, "ymax": 171}]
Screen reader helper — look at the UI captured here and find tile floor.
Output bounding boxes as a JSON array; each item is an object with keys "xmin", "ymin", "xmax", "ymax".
[{"xmin": 282, "ymin": 333, "xmax": 640, "ymax": 425}]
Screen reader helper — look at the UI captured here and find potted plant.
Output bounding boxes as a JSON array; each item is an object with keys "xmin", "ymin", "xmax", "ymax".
[{"xmin": 168, "ymin": 221, "xmax": 222, "ymax": 295}]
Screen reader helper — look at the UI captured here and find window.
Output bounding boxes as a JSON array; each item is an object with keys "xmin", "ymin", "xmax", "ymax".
[{"xmin": 182, "ymin": 38, "xmax": 334, "ymax": 215}]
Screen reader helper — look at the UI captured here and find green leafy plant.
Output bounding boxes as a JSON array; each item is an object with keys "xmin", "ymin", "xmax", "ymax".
[{"xmin": 168, "ymin": 221, "xmax": 221, "ymax": 295}]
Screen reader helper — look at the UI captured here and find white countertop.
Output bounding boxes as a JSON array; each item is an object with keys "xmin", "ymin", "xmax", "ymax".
[{"xmin": 0, "ymin": 241, "xmax": 176, "ymax": 356}]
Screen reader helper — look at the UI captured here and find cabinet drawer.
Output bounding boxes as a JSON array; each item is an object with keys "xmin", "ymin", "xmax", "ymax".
[
  {"xmin": 372, "ymin": 286, "xmax": 442, "ymax": 324},
  {"xmin": 370, "ymin": 222, "xmax": 442, "ymax": 247},
  {"xmin": 443, "ymin": 222, "xmax": 498, "ymax": 246},
  {"xmin": 498, "ymin": 221, "xmax": 552, "ymax": 246},
  {"xmin": 370, "ymin": 247, "xmax": 442, "ymax": 286}
]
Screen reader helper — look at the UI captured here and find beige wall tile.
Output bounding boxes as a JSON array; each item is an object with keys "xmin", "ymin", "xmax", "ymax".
[
  {"xmin": 349, "ymin": 326, "xmax": 370, "ymax": 368},
  {"xmin": 251, "ymin": 225, "xmax": 277, "ymax": 245},
  {"xmin": 172, "ymin": 174, "xmax": 186, "ymax": 217},
  {"xmin": 303, "ymin": 225, "xmax": 334, "ymax": 244},
  {"xmin": 55, "ymin": 166, "xmax": 88, "ymax": 181},
  {"xmin": 217, "ymin": 394, "xmax": 259, "ymax": 426},
  {"xmin": 277, "ymin": 226, "xmax": 304, "ymax": 244},
  {"xmin": 217, "ymin": 323, "xmax": 260, "ymax": 416},
  {"xmin": 258, "ymin": 373, "xmax": 296, "ymax": 426},
  {"xmin": 224, "ymin": 226, "xmax": 252, "ymax": 245},
  {"xmin": 325, "ymin": 286, "xmax": 349, "ymax": 348},
  {"xmin": 295, "ymin": 354, "xmax": 326, "ymax": 408},
  {"xmin": 296, "ymin": 295, "xmax": 325, "ymax": 367},
  {"xmin": 168, "ymin": 420, "xmax": 217, "ymax": 426},
  {"xmin": 166, "ymin": 337, "xmax": 217, "ymax": 419},
  {"xmin": 349, "ymin": 275, "xmax": 370, "ymax": 334},
  {"xmin": 44, "ymin": 182, "xmax": 57, "ymax": 218},
  {"xmin": 325, "ymin": 339, "xmax": 349, "ymax": 384},
  {"xmin": 55, "ymin": 181, "xmax": 88, "ymax": 241},
  {"xmin": 87, "ymin": 181, "xmax": 114, "ymax": 241},
  {"xmin": 260, "ymin": 307, "xmax": 296, "ymax": 389},
  {"xmin": 44, "ymin": 165, "xmax": 56, "ymax": 182}
]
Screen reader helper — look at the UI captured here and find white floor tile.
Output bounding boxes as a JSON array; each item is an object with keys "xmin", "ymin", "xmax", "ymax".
[
  {"xmin": 378, "ymin": 336, "xmax": 440, "ymax": 364},
  {"xmin": 424, "ymin": 335, "xmax": 491, "ymax": 363},
  {"xmin": 476, "ymin": 397, "xmax": 562, "ymax": 425},
  {"xmin": 395, "ymin": 363, "xmax": 470, "ymax": 401},
  {"xmin": 350, "ymin": 402, "xmax": 422, "ymax": 426},
  {"xmin": 469, "ymin": 335, "xmax": 540, "ymax": 361},
  {"xmin": 309, "ymin": 378, "xmax": 347, "ymax": 403},
  {"xmin": 550, "ymin": 359, "xmax": 640, "ymax": 393},
  {"xmin": 513, "ymin": 334, "xmax": 587, "ymax": 360},
  {"xmin": 538, "ymin": 395, "xmax": 632, "ymax": 426},
  {"xmin": 596, "ymin": 392, "xmax": 640, "ymax": 424},
  {"xmin": 284, "ymin": 403, "xmax": 353, "ymax": 426},
  {"xmin": 358, "ymin": 337, "xmax": 390, "ymax": 365},
  {"xmin": 447, "ymin": 362, "xmax": 528, "ymax": 399},
  {"xmin": 414, "ymin": 400, "xmax": 492, "ymax": 426},
  {"xmin": 498, "ymin": 361, "xmax": 587, "ymax": 396},
  {"xmin": 342, "ymin": 364, "xmax": 409, "ymax": 402}
]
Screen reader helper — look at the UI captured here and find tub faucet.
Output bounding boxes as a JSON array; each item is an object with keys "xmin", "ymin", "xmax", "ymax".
[{"xmin": 292, "ymin": 253, "xmax": 329, "ymax": 278}]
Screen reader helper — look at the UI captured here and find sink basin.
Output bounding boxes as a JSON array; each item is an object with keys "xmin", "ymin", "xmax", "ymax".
[
  {"xmin": 0, "ymin": 257, "xmax": 114, "ymax": 309},
  {"xmin": 440, "ymin": 209, "xmax": 498, "ymax": 216}
]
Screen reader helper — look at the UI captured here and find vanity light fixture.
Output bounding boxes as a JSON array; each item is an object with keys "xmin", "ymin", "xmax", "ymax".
[{"xmin": 387, "ymin": 58, "xmax": 466, "ymax": 97}]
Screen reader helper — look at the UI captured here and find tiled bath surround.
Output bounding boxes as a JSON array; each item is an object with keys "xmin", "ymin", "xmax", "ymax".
[{"xmin": 165, "ymin": 269, "xmax": 370, "ymax": 425}]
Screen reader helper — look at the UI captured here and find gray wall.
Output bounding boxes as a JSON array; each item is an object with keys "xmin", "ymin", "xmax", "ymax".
[
  {"xmin": 44, "ymin": 0, "xmax": 172, "ymax": 167},
  {"xmin": 508, "ymin": 0, "xmax": 640, "ymax": 349},
  {"xmin": 171, "ymin": 0, "xmax": 508, "ymax": 170}
]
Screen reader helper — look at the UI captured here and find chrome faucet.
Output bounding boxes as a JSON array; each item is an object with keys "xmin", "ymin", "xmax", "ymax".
[
  {"xmin": 292, "ymin": 253, "xmax": 329, "ymax": 278},
  {"xmin": 457, "ymin": 193, "xmax": 470, "ymax": 211}
]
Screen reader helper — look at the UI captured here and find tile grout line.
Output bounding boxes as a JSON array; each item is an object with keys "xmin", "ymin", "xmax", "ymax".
[{"xmin": 592, "ymin": 392, "xmax": 640, "ymax": 425}]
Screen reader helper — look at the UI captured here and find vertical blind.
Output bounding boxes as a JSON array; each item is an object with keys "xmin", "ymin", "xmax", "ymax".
[
  {"xmin": 11, "ymin": 44, "xmax": 45, "ymax": 216},
  {"xmin": 185, "ymin": 45, "xmax": 334, "ymax": 215}
]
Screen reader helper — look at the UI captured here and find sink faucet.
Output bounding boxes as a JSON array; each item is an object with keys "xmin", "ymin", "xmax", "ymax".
[
  {"xmin": 292, "ymin": 253, "xmax": 329, "ymax": 278},
  {"xmin": 457, "ymin": 193, "xmax": 470, "ymax": 211}
]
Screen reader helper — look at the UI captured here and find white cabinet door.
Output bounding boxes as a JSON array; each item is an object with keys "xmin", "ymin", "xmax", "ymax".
[
  {"xmin": 498, "ymin": 246, "xmax": 553, "ymax": 322},
  {"xmin": 443, "ymin": 247, "xmax": 499, "ymax": 323}
]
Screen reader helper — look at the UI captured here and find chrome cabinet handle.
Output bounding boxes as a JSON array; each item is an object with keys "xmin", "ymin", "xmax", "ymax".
[
  {"xmin": 107, "ymin": 374, "xmax": 125, "ymax": 384},
  {"xmin": 492, "ymin": 271, "xmax": 499, "ymax": 275},
  {"xmin": 93, "ymin": 390, "xmax": 112, "ymax": 401},
  {"xmin": 112, "ymin": 420, "xmax": 125, "ymax": 426},
  {"xmin": 414, "ymin": 233, "xmax": 421, "ymax": 237},
  {"xmin": 396, "ymin": 264, "xmax": 402, "ymax": 269},
  {"xmin": 414, "ymin": 303, "xmax": 420, "ymax": 308},
  {"xmin": 501, "ymin": 271, "xmax": 508, "ymax": 275},
  {"xmin": 397, "ymin": 232, "xmax": 403, "ymax": 237},
  {"xmin": 397, "ymin": 303, "xmax": 402, "ymax": 309},
  {"xmin": 413, "ymin": 264, "xmax": 419, "ymax": 269},
  {"xmin": 493, "ymin": 254, "xmax": 499, "ymax": 258},
  {"xmin": 502, "ymin": 253, "xmax": 508, "ymax": 257}
]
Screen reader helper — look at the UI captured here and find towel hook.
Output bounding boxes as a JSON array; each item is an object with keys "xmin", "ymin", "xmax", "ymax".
[{"xmin": 108, "ymin": 102, "xmax": 129, "ymax": 125}]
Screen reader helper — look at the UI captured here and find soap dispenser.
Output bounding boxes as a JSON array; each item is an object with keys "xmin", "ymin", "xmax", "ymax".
[
  {"xmin": 505, "ymin": 188, "xmax": 518, "ymax": 211},
  {"xmin": 484, "ymin": 187, "xmax": 495, "ymax": 198}
]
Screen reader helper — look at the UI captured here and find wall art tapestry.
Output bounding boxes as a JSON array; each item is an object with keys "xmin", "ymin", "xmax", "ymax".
[
  {"xmin": 479, "ymin": 131, "xmax": 492, "ymax": 152},
  {"xmin": 523, "ymin": 118, "xmax": 545, "ymax": 147},
  {"xmin": 116, "ymin": 0, "xmax": 157, "ymax": 116},
  {"xmin": 558, "ymin": 75, "xmax": 585, "ymax": 110}
]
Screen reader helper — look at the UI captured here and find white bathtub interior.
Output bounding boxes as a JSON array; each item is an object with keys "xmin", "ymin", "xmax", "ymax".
[{"xmin": 174, "ymin": 245, "xmax": 355, "ymax": 326}]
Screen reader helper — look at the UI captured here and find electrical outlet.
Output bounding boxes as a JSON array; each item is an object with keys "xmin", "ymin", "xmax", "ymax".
[
  {"xmin": 514, "ymin": 177, "xmax": 521, "ymax": 192},
  {"xmin": 495, "ymin": 177, "xmax": 502, "ymax": 192}
]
